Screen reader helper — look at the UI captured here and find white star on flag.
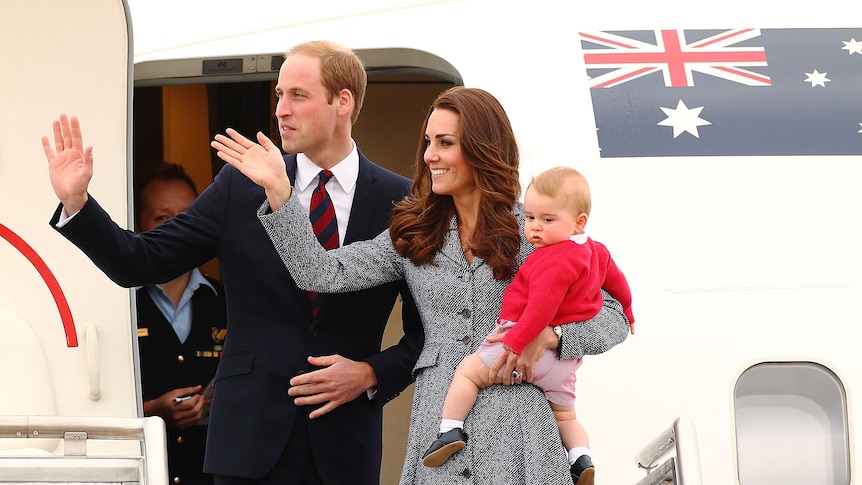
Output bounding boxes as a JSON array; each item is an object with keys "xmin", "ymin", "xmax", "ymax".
[
  {"xmin": 805, "ymin": 69, "xmax": 830, "ymax": 87},
  {"xmin": 658, "ymin": 100, "xmax": 711, "ymax": 138},
  {"xmin": 842, "ymin": 38, "xmax": 862, "ymax": 55}
]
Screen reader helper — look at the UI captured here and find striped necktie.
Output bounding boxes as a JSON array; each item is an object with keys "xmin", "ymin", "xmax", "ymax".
[{"xmin": 308, "ymin": 170, "xmax": 338, "ymax": 317}]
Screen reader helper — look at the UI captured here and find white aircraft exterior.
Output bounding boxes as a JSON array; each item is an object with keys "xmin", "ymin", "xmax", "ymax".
[{"xmin": 2, "ymin": 1, "xmax": 861, "ymax": 484}]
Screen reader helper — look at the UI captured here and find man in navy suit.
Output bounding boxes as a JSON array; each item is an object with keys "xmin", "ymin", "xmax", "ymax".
[{"xmin": 42, "ymin": 40, "xmax": 423, "ymax": 485}]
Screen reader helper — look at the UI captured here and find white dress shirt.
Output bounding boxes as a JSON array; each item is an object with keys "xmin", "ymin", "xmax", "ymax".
[{"xmin": 293, "ymin": 141, "xmax": 360, "ymax": 247}]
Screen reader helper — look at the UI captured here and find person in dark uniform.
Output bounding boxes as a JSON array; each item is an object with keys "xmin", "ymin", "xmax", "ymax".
[{"xmin": 134, "ymin": 163, "xmax": 226, "ymax": 485}]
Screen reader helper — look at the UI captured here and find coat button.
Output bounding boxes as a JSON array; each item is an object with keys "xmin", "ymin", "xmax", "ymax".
[
  {"xmin": 176, "ymin": 435, "xmax": 184, "ymax": 444},
  {"xmin": 460, "ymin": 336, "xmax": 471, "ymax": 344},
  {"xmin": 460, "ymin": 308, "xmax": 471, "ymax": 318},
  {"xmin": 463, "ymin": 271, "xmax": 471, "ymax": 281},
  {"xmin": 172, "ymin": 476, "xmax": 181, "ymax": 484},
  {"xmin": 461, "ymin": 468, "xmax": 471, "ymax": 478},
  {"xmin": 177, "ymin": 355, "xmax": 185, "ymax": 363}
]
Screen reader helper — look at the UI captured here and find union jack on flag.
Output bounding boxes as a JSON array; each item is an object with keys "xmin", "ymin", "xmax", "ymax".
[
  {"xmin": 581, "ymin": 29, "xmax": 770, "ymax": 88},
  {"xmin": 581, "ymin": 28, "xmax": 862, "ymax": 157}
]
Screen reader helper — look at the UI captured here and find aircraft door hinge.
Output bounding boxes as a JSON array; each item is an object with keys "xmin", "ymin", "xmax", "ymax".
[{"xmin": 63, "ymin": 431, "xmax": 88, "ymax": 456}]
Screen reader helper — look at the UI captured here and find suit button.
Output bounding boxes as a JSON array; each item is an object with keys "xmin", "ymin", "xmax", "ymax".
[
  {"xmin": 460, "ymin": 308, "xmax": 471, "ymax": 318},
  {"xmin": 177, "ymin": 355, "xmax": 185, "ymax": 364},
  {"xmin": 460, "ymin": 336, "xmax": 471, "ymax": 344},
  {"xmin": 172, "ymin": 476, "xmax": 181, "ymax": 484},
  {"xmin": 461, "ymin": 468, "xmax": 471, "ymax": 478},
  {"xmin": 176, "ymin": 435, "xmax": 184, "ymax": 444},
  {"xmin": 308, "ymin": 329, "xmax": 318, "ymax": 338}
]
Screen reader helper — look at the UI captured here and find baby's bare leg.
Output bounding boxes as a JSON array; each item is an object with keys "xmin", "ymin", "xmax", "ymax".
[
  {"xmin": 550, "ymin": 402, "xmax": 589, "ymax": 451},
  {"xmin": 441, "ymin": 353, "xmax": 493, "ymax": 421}
]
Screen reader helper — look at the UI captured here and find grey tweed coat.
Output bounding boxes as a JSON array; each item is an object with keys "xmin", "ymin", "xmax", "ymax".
[{"xmin": 259, "ymin": 194, "xmax": 629, "ymax": 485}]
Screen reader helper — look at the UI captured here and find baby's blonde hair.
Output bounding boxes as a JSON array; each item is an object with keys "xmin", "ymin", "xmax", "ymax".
[{"xmin": 528, "ymin": 166, "xmax": 591, "ymax": 216}]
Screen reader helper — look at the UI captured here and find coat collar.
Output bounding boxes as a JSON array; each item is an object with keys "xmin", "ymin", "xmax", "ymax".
[{"xmin": 441, "ymin": 214, "xmax": 482, "ymax": 268}]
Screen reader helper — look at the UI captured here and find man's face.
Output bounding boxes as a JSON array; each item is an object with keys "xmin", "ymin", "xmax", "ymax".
[
  {"xmin": 273, "ymin": 54, "xmax": 340, "ymax": 159},
  {"xmin": 136, "ymin": 179, "xmax": 196, "ymax": 233}
]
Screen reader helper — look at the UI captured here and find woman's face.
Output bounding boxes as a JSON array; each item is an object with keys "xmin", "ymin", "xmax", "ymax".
[{"xmin": 423, "ymin": 108, "xmax": 476, "ymax": 197}]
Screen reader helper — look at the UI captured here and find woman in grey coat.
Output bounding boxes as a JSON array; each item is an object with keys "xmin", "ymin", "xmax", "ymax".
[{"xmin": 214, "ymin": 87, "xmax": 630, "ymax": 484}]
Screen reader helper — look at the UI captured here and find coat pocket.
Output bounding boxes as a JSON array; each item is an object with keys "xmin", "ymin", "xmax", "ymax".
[
  {"xmin": 214, "ymin": 351, "xmax": 254, "ymax": 382},
  {"xmin": 412, "ymin": 343, "xmax": 440, "ymax": 377}
]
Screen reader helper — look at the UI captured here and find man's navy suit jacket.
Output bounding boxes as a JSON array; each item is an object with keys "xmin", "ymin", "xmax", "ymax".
[{"xmin": 51, "ymin": 152, "xmax": 423, "ymax": 483}]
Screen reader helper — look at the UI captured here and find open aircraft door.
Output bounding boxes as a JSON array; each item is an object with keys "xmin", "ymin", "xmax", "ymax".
[{"xmin": 0, "ymin": 1, "xmax": 165, "ymax": 482}]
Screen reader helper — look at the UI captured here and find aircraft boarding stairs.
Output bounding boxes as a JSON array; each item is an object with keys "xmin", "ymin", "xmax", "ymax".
[
  {"xmin": 635, "ymin": 417, "xmax": 703, "ymax": 485},
  {"xmin": 2, "ymin": 415, "xmax": 696, "ymax": 485},
  {"xmin": 0, "ymin": 416, "xmax": 167, "ymax": 485}
]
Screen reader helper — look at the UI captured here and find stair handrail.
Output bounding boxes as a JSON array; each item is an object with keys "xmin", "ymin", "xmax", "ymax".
[{"xmin": 635, "ymin": 416, "xmax": 703, "ymax": 485}]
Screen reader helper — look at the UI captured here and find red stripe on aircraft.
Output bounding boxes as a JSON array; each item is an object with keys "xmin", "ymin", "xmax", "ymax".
[{"xmin": 0, "ymin": 223, "xmax": 78, "ymax": 347}]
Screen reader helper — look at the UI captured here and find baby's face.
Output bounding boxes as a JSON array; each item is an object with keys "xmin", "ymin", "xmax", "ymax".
[{"xmin": 523, "ymin": 188, "xmax": 581, "ymax": 248}]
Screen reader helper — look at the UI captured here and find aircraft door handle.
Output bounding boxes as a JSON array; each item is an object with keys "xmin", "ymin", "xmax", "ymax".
[{"xmin": 85, "ymin": 322, "xmax": 101, "ymax": 401}]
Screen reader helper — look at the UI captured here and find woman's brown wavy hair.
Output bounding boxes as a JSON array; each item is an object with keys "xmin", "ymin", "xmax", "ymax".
[{"xmin": 389, "ymin": 87, "xmax": 521, "ymax": 280}]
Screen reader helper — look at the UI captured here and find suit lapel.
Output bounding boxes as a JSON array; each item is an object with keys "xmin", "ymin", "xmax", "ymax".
[
  {"xmin": 344, "ymin": 153, "xmax": 380, "ymax": 244},
  {"xmin": 285, "ymin": 155, "xmax": 298, "ymax": 186}
]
